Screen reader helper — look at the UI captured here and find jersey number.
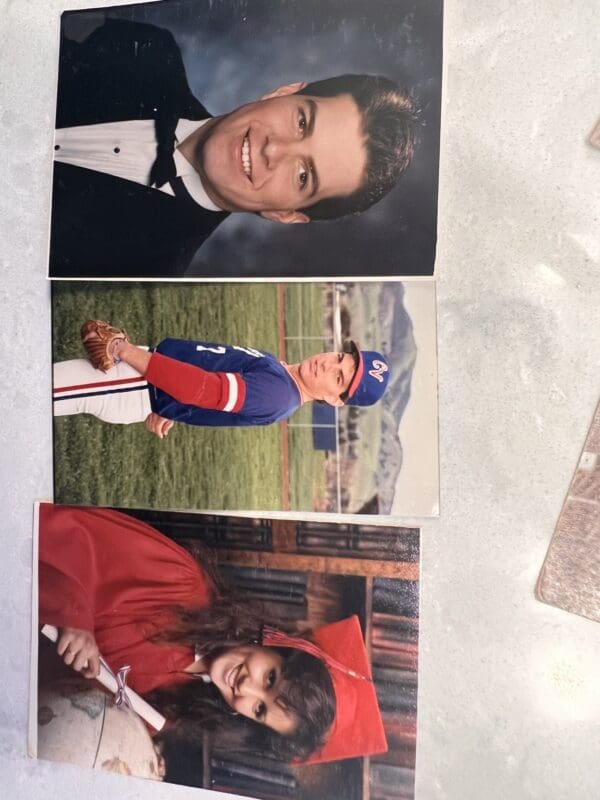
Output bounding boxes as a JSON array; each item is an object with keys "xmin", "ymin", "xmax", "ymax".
[{"xmin": 196, "ymin": 344, "xmax": 263, "ymax": 358}]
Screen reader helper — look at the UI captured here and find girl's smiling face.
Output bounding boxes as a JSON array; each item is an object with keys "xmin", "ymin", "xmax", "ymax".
[{"xmin": 208, "ymin": 645, "xmax": 298, "ymax": 736}]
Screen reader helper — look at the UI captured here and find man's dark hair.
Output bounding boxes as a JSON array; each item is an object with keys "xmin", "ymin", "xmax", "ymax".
[
  {"xmin": 297, "ymin": 74, "xmax": 418, "ymax": 220},
  {"xmin": 339, "ymin": 341, "xmax": 361, "ymax": 404}
]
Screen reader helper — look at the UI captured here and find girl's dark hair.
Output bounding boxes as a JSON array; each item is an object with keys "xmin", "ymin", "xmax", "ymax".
[
  {"xmin": 146, "ymin": 542, "xmax": 336, "ymax": 762},
  {"xmin": 149, "ymin": 647, "xmax": 334, "ymax": 762}
]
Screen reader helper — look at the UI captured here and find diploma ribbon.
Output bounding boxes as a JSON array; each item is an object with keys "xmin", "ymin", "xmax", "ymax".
[
  {"xmin": 114, "ymin": 665, "xmax": 132, "ymax": 709},
  {"xmin": 41, "ymin": 626, "xmax": 166, "ymax": 731},
  {"xmin": 99, "ymin": 657, "xmax": 132, "ymax": 710}
]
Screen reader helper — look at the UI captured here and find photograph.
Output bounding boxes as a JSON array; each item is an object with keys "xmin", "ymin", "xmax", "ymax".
[
  {"xmin": 536, "ymin": 399, "xmax": 600, "ymax": 623},
  {"xmin": 52, "ymin": 279, "xmax": 439, "ymax": 517},
  {"xmin": 48, "ymin": 0, "xmax": 443, "ymax": 279},
  {"xmin": 34, "ymin": 502, "xmax": 420, "ymax": 799}
]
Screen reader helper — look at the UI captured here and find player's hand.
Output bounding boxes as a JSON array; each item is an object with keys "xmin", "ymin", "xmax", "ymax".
[
  {"xmin": 145, "ymin": 412, "xmax": 175, "ymax": 439},
  {"xmin": 57, "ymin": 627, "xmax": 101, "ymax": 679}
]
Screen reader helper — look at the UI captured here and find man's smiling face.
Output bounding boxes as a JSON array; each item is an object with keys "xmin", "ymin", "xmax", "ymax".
[{"xmin": 196, "ymin": 83, "xmax": 367, "ymax": 222}]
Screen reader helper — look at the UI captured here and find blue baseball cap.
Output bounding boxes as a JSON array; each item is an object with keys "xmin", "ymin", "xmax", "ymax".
[{"xmin": 345, "ymin": 341, "xmax": 391, "ymax": 406}]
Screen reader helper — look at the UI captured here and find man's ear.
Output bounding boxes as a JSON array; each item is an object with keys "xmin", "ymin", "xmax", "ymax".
[
  {"xmin": 260, "ymin": 209, "xmax": 310, "ymax": 224},
  {"xmin": 260, "ymin": 81, "xmax": 308, "ymax": 101}
]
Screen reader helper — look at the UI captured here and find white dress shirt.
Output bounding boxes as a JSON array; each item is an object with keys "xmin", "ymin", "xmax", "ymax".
[{"xmin": 54, "ymin": 118, "xmax": 221, "ymax": 211}]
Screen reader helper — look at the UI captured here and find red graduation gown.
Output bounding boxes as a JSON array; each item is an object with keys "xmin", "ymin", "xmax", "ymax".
[{"xmin": 39, "ymin": 504, "xmax": 214, "ymax": 694}]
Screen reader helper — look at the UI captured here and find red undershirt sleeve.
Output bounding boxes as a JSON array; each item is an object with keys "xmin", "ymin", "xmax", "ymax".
[{"xmin": 145, "ymin": 352, "xmax": 246, "ymax": 412}]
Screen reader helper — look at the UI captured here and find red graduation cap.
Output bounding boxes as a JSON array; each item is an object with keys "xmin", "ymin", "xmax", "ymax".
[{"xmin": 262, "ymin": 615, "xmax": 388, "ymax": 764}]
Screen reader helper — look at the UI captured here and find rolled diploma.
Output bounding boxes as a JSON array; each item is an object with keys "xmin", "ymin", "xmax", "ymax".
[{"xmin": 41, "ymin": 624, "xmax": 166, "ymax": 732}]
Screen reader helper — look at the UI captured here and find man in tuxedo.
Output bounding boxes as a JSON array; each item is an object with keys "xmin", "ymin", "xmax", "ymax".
[{"xmin": 50, "ymin": 17, "xmax": 417, "ymax": 278}]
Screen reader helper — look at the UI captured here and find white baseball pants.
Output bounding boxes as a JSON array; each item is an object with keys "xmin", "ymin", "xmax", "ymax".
[{"xmin": 53, "ymin": 357, "xmax": 152, "ymax": 424}]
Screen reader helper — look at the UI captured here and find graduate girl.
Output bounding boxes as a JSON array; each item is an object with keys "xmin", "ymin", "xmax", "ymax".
[{"xmin": 38, "ymin": 504, "xmax": 387, "ymax": 764}]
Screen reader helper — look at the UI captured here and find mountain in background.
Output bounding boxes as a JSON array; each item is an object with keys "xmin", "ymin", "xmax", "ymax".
[
  {"xmin": 344, "ymin": 282, "xmax": 417, "ymax": 514},
  {"xmin": 374, "ymin": 283, "xmax": 417, "ymax": 513}
]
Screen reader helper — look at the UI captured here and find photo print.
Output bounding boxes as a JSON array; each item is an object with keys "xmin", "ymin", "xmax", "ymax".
[
  {"xmin": 52, "ymin": 279, "xmax": 439, "ymax": 518},
  {"xmin": 536, "ymin": 399, "xmax": 600, "ymax": 622},
  {"xmin": 34, "ymin": 502, "xmax": 420, "ymax": 799},
  {"xmin": 48, "ymin": 0, "xmax": 443, "ymax": 279}
]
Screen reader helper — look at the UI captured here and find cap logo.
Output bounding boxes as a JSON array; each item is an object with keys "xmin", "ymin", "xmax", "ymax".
[{"xmin": 368, "ymin": 360, "xmax": 388, "ymax": 383}]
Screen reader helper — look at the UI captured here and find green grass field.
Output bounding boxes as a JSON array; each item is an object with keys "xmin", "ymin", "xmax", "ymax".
[
  {"xmin": 53, "ymin": 282, "xmax": 325, "ymax": 512},
  {"xmin": 282, "ymin": 283, "xmax": 328, "ymax": 510}
]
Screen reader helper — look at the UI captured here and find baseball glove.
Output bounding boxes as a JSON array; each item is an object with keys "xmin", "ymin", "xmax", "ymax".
[{"xmin": 81, "ymin": 319, "xmax": 129, "ymax": 373}]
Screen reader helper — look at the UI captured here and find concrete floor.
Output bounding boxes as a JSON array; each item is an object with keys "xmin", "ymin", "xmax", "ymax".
[{"xmin": 1, "ymin": 1, "xmax": 599, "ymax": 798}]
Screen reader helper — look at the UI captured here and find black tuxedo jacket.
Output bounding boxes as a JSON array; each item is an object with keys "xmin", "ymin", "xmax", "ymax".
[{"xmin": 49, "ymin": 18, "xmax": 229, "ymax": 278}]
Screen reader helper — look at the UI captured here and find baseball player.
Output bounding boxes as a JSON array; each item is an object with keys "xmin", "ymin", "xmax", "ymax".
[{"xmin": 53, "ymin": 321, "xmax": 391, "ymax": 437}]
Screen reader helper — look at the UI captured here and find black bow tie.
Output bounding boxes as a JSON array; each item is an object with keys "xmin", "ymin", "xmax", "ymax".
[
  {"xmin": 149, "ymin": 110, "xmax": 179, "ymax": 188},
  {"xmin": 149, "ymin": 146, "xmax": 177, "ymax": 188}
]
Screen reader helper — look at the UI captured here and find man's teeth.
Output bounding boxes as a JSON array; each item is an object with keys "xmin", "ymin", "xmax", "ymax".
[{"xmin": 242, "ymin": 136, "xmax": 252, "ymax": 177}]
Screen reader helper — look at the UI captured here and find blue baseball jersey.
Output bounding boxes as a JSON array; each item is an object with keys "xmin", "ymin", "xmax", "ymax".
[{"xmin": 148, "ymin": 338, "xmax": 301, "ymax": 426}]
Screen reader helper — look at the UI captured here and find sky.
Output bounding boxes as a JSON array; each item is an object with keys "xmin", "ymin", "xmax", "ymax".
[{"xmin": 391, "ymin": 280, "xmax": 439, "ymax": 517}]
